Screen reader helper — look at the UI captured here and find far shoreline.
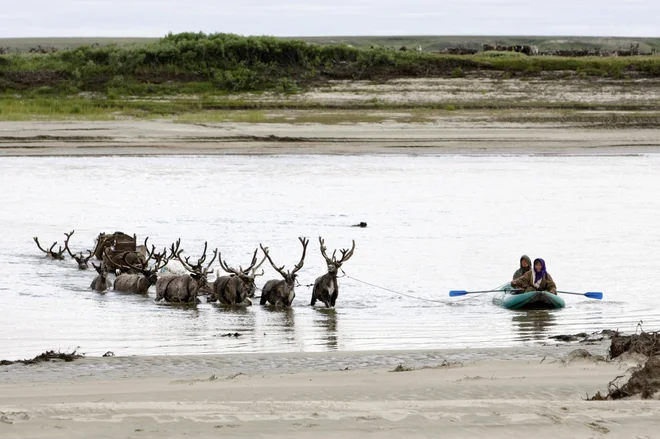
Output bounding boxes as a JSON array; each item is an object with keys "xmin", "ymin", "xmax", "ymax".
[{"xmin": 2, "ymin": 119, "xmax": 660, "ymax": 157}]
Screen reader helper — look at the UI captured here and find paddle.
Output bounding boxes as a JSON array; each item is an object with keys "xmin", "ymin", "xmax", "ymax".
[
  {"xmin": 557, "ymin": 291, "xmax": 603, "ymax": 300},
  {"xmin": 449, "ymin": 289, "xmax": 520, "ymax": 297}
]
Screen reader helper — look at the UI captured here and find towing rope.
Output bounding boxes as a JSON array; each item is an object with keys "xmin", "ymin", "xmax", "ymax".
[{"xmin": 253, "ymin": 270, "xmax": 449, "ymax": 305}]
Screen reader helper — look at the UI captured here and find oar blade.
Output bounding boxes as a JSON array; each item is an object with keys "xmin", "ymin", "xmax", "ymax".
[
  {"xmin": 585, "ymin": 292, "xmax": 603, "ymax": 300},
  {"xmin": 449, "ymin": 290, "xmax": 468, "ymax": 297}
]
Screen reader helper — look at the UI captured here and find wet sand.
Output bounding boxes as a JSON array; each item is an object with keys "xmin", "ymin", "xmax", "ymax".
[
  {"xmin": 1, "ymin": 346, "xmax": 657, "ymax": 438},
  {"xmin": 1, "ymin": 120, "xmax": 660, "ymax": 156}
]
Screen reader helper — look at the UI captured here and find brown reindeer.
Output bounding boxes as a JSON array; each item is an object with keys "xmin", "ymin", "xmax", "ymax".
[
  {"xmin": 311, "ymin": 237, "xmax": 356, "ymax": 308},
  {"xmin": 114, "ymin": 243, "xmax": 171, "ymax": 295},
  {"xmin": 211, "ymin": 248, "xmax": 268, "ymax": 305},
  {"xmin": 90, "ymin": 263, "xmax": 112, "ymax": 292},
  {"xmin": 155, "ymin": 240, "xmax": 218, "ymax": 304},
  {"xmin": 259, "ymin": 237, "xmax": 309, "ymax": 307},
  {"xmin": 63, "ymin": 230, "xmax": 93, "ymax": 269},
  {"xmin": 33, "ymin": 236, "xmax": 66, "ymax": 260}
]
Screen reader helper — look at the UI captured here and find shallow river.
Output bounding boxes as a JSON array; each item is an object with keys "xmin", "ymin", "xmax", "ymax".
[{"xmin": 1, "ymin": 154, "xmax": 659, "ymax": 359}]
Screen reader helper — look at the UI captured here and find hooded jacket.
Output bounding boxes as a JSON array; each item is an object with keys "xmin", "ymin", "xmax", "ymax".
[
  {"xmin": 512, "ymin": 255, "xmax": 532, "ymax": 280},
  {"xmin": 511, "ymin": 258, "xmax": 557, "ymax": 294}
]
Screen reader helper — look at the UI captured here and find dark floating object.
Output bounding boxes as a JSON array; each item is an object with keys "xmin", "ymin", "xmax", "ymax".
[
  {"xmin": 352, "ymin": 222, "xmax": 367, "ymax": 228},
  {"xmin": 102, "ymin": 351, "xmax": 115, "ymax": 357},
  {"xmin": 220, "ymin": 332, "xmax": 241, "ymax": 338}
]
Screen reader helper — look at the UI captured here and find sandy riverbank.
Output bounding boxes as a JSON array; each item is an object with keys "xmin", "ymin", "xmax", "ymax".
[
  {"xmin": 1, "ymin": 120, "xmax": 660, "ymax": 156},
  {"xmin": 1, "ymin": 347, "xmax": 657, "ymax": 438}
]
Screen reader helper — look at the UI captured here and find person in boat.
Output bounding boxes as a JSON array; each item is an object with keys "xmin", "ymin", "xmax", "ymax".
[
  {"xmin": 512, "ymin": 255, "xmax": 531, "ymax": 280},
  {"xmin": 510, "ymin": 258, "xmax": 557, "ymax": 295}
]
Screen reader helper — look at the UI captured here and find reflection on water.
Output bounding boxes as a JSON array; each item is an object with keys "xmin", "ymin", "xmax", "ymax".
[
  {"xmin": 512, "ymin": 311, "xmax": 558, "ymax": 341},
  {"xmin": 1, "ymin": 154, "xmax": 660, "ymax": 358},
  {"xmin": 314, "ymin": 309, "xmax": 339, "ymax": 350}
]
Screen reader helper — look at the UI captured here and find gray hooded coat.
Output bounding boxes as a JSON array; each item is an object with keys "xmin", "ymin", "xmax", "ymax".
[{"xmin": 512, "ymin": 255, "xmax": 532, "ymax": 280}]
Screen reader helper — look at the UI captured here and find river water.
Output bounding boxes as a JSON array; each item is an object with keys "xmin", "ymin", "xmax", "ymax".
[{"xmin": 1, "ymin": 154, "xmax": 659, "ymax": 359}]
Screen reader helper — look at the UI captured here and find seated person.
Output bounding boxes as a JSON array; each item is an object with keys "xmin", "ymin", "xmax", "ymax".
[
  {"xmin": 511, "ymin": 258, "xmax": 557, "ymax": 295},
  {"xmin": 513, "ymin": 254, "xmax": 531, "ymax": 280}
]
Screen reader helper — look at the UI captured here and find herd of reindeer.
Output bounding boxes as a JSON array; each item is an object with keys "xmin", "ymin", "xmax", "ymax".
[
  {"xmin": 32, "ymin": 230, "xmax": 356, "ymax": 308},
  {"xmin": 411, "ymin": 42, "xmax": 654, "ymax": 57}
]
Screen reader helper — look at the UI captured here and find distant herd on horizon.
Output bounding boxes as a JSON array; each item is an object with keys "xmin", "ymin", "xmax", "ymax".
[
  {"xmin": 33, "ymin": 230, "xmax": 357, "ymax": 309},
  {"xmin": 398, "ymin": 42, "xmax": 652, "ymax": 57},
  {"xmin": 3, "ymin": 41, "xmax": 653, "ymax": 58}
]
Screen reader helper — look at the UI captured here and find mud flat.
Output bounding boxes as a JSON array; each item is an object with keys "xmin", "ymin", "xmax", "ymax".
[
  {"xmin": 2, "ymin": 77, "xmax": 660, "ymax": 156},
  {"xmin": 1, "ymin": 119, "xmax": 660, "ymax": 156},
  {"xmin": 1, "ymin": 345, "xmax": 658, "ymax": 438}
]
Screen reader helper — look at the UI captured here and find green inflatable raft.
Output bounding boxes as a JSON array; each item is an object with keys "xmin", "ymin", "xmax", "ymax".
[{"xmin": 492, "ymin": 283, "xmax": 565, "ymax": 310}]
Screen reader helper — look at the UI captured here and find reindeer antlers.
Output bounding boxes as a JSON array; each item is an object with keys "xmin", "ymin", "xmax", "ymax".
[
  {"xmin": 319, "ymin": 236, "xmax": 355, "ymax": 266},
  {"xmin": 293, "ymin": 237, "xmax": 309, "ymax": 274},
  {"xmin": 171, "ymin": 239, "xmax": 217, "ymax": 276},
  {"xmin": 260, "ymin": 244, "xmax": 285, "ymax": 277},
  {"xmin": 337, "ymin": 240, "xmax": 356, "ymax": 264},
  {"xmin": 63, "ymin": 230, "xmax": 76, "ymax": 258},
  {"xmin": 218, "ymin": 253, "xmax": 238, "ymax": 275},
  {"xmin": 260, "ymin": 237, "xmax": 309, "ymax": 278},
  {"xmin": 63, "ymin": 230, "xmax": 93, "ymax": 264},
  {"xmin": 33, "ymin": 237, "xmax": 53, "ymax": 254},
  {"xmin": 33, "ymin": 236, "xmax": 66, "ymax": 260},
  {"xmin": 218, "ymin": 248, "xmax": 267, "ymax": 277},
  {"xmin": 251, "ymin": 250, "xmax": 268, "ymax": 277}
]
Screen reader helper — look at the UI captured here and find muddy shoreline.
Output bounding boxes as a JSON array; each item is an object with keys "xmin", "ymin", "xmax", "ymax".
[
  {"xmin": 2, "ymin": 343, "xmax": 658, "ymax": 439},
  {"xmin": 1, "ymin": 120, "xmax": 660, "ymax": 156},
  {"xmin": 0, "ymin": 343, "xmax": 610, "ymax": 384}
]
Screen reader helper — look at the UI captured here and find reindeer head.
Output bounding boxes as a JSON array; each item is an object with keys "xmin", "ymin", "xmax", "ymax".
[
  {"xmin": 218, "ymin": 248, "xmax": 268, "ymax": 298},
  {"xmin": 319, "ymin": 237, "xmax": 355, "ymax": 274},
  {"xmin": 33, "ymin": 236, "xmax": 66, "ymax": 260},
  {"xmin": 118, "ymin": 240, "xmax": 172, "ymax": 285},
  {"xmin": 171, "ymin": 239, "xmax": 218, "ymax": 287},
  {"xmin": 64, "ymin": 230, "xmax": 93, "ymax": 269},
  {"xmin": 92, "ymin": 262, "xmax": 109, "ymax": 280},
  {"xmin": 260, "ymin": 237, "xmax": 309, "ymax": 286}
]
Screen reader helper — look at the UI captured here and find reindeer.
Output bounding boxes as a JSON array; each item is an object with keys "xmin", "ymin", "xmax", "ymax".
[
  {"xmin": 259, "ymin": 237, "xmax": 309, "ymax": 307},
  {"xmin": 33, "ymin": 236, "xmax": 66, "ymax": 260},
  {"xmin": 211, "ymin": 249, "xmax": 267, "ymax": 306},
  {"xmin": 155, "ymin": 240, "xmax": 218, "ymax": 304},
  {"xmin": 311, "ymin": 238, "xmax": 356, "ymax": 308},
  {"xmin": 63, "ymin": 230, "xmax": 93, "ymax": 269},
  {"xmin": 90, "ymin": 263, "xmax": 112, "ymax": 292},
  {"xmin": 114, "ymin": 242, "xmax": 171, "ymax": 295}
]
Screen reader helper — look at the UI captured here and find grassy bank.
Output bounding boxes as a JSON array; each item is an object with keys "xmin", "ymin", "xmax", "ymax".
[
  {"xmin": 1, "ymin": 95, "xmax": 659, "ymax": 120},
  {"xmin": 2, "ymin": 97, "xmax": 660, "ymax": 128},
  {"xmin": 1, "ymin": 32, "xmax": 660, "ymax": 99}
]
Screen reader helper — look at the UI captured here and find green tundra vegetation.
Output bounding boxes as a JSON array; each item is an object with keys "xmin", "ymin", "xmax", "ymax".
[
  {"xmin": 2, "ymin": 32, "xmax": 660, "ymax": 96},
  {"xmin": 1, "ymin": 33, "xmax": 660, "ymax": 120}
]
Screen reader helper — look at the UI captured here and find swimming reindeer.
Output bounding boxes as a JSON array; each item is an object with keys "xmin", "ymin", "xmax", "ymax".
[
  {"xmin": 155, "ymin": 240, "xmax": 218, "ymax": 304},
  {"xmin": 33, "ymin": 236, "xmax": 66, "ymax": 260},
  {"xmin": 90, "ymin": 262, "xmax": 112, "ymax": 292},
  {"xmin": 63, "ymin": 230, "xmax": 93, "ymax": 269},
  {"xmin": 114, "ymin": 243, "xmax": 171, "ymax": 295},
  {"xmin": 311, "ymin": 237, "xmax": 356, "ymax": 308},
  {"xmin": 259, "ymin": 237, "xmax": 309, "ymax": 307},
  {"xmin": 211, "ymin": 248, "xmax": 267, "ymax": 305}
]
